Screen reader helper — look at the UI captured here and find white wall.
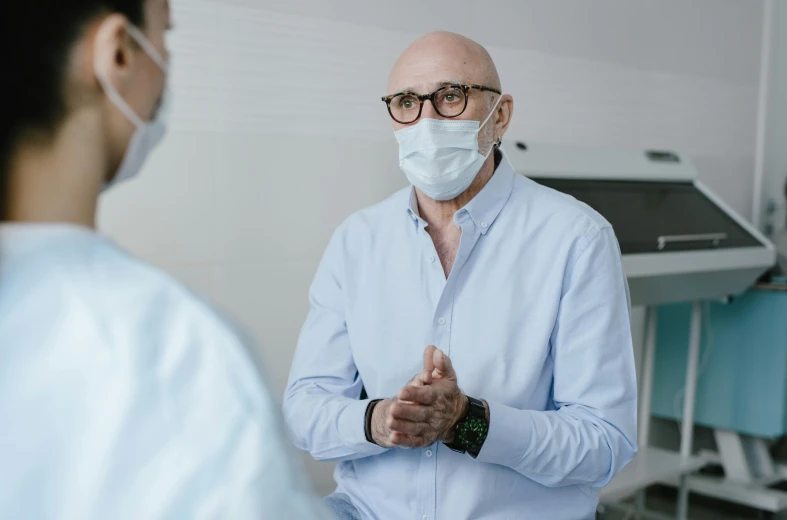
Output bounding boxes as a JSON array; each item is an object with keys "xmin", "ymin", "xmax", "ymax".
[
  {"xmin": 760, "ymin": 0, "xmax": 787, "ymax": 235},
  {"xmin": 98, "ymin": 0, "xmax": 766, "ymax": 495}
]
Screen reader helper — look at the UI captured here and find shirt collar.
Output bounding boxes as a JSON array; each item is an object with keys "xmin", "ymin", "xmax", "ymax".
[
  {"xmin": 406, "ymin": 149, "xmax": 516, "ymax": 235},
  {"xmin": 407, "ymin": 190, "xmax": 421, "ymax": 222}
]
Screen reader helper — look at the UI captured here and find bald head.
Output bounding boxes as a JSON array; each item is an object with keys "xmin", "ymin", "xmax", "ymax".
[
  {"xmin": 385, "ymin": 31, "xmax": 514, "ymax": 160},
  {"xmin": 388, "ymin": 31, "xmax": 501, "ymax": 96}
]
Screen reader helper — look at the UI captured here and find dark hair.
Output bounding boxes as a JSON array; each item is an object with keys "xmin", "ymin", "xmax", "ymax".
[{"xmin": 0, "ymin": 0, "xmax": 146, "ymax": 220}]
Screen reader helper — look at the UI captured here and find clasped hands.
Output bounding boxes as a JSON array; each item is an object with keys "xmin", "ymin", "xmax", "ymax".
[{"xmin": 371, "ymin": 345, "xmax": 468, "ymax": 448}]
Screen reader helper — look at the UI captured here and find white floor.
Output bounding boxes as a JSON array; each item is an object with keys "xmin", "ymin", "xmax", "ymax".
[{"xmin": 600, "ymin": 486, "xmax": 786, "ymax": 520}]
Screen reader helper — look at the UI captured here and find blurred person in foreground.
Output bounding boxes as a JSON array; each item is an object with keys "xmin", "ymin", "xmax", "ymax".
[{"xmin": 0, "ymin": 1, "xmax": 328, "ymax": 518}]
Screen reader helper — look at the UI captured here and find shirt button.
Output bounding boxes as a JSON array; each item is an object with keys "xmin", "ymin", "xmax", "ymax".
[
  {"xmin": 480, "ymin": 220, "xmax": 488, "ymax": 228},
  {"xmin": 437, "ymin": 317, "xmax": 446, "ymax": 325},
  {"xmin": 423, "ymin": 516, "xmax": 429, "ymax": 520},
  {"xmin": 428, "ymin": 255, "xmax": 436, "ymax": 263},
  {"xmin": 425, "ymin": 449, "xmax": 433, "ymax": 457}
]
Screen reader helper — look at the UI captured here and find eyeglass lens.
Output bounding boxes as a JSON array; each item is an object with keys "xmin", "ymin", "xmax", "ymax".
[{"xmin": 389, "ymin": 86, "xmax": 467, "ymax": 124}]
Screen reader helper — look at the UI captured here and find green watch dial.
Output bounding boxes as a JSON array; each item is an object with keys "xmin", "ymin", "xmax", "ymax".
[{"xmin": 455, "ymin": 416, "xmax": 489, "ymax": 450}]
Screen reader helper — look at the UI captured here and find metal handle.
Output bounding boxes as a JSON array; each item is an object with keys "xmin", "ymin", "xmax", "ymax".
[{"xmin": 657, "ymin": 233, "xmax": 728, "ymax": 251}]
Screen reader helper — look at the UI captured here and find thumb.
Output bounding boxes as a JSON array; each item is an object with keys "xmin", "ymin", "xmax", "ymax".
[
  {"xmin": 423, "ymin": 345, "xmax": 437, "ymax": 374},
  {"xmin": 434, "ymin": 349, "xmax": 456, "ymax": 379}
]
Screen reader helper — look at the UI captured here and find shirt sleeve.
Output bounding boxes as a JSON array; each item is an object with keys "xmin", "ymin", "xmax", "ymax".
[
  {"xmin": 109, "ymin": 305, "xmax": 333, "ymax": 520},
  {"xmin": 283, "ymin": 224, "xmax": 389, "ymax": 462},
  {"xmin": 210, "ymin": 330, "xmax": 334, "ymax": 520},
  {"xmin": 476, "ymin": 226, "xmax": 638, "ymax": 487}
]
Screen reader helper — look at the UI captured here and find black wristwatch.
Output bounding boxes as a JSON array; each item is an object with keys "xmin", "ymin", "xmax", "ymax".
[{"xmin": 443, "ymin": 396, "xmax": 489, "ymax": 458}]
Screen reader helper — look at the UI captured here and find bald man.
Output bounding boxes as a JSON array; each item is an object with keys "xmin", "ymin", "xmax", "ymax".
[{"xmin": 284, "ymin": 32, "xmax": 637, "ymax": 520}]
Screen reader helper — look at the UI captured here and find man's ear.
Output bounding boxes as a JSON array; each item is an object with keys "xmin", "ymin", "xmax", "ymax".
[
  {"xmin": 92, "ymin": 14, "xmax": 137, "ymax": 94},
  {"xmin": 494, "ymin": 94, "xmax": 514, "ymax": 141}
]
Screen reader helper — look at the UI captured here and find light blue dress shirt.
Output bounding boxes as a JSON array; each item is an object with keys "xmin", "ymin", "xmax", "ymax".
[{"xmin": 284, "ymin": 156, "xmax": 637, "ymax": 520}]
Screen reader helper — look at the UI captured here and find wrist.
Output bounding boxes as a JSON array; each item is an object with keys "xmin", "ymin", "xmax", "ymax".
[
  {"xmin": 443, "ymin": 394, "xmax": 470, "ymax": 443},
  {"xmin": 365, "ymin": 399, "xmax": 383, "ymax": 445},
  {"xmin": 456, "ymin": 394, "xmax": 470, "ymax": 426},
  {"xmin": 371, "ymin": 398, "xmax": 393, "ymax": 447},
  {"xmin": 443, "ymin": 395, "xmax": 489, "ymax": 456}
]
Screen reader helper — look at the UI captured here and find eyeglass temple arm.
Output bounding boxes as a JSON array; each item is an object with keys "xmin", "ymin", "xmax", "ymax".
[{"xmin": 468, "ymin": 84, "xmax": 502, "ymax": 95}]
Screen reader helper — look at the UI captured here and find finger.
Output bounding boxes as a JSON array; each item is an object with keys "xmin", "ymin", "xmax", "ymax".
[
  {"xmin": 423, "ymin": 345, "xmax": 437, "ymax": 375},
  {"xmin": 390, "ymin": 431, "xmax": 429, "ymax": 448},
  {"xmin": 398, "ymin": 385, "xmax": 435, "ymax": 405},
  {"xmin": 407, "ymin": 372, "xmax": 425, "ymax": 387},
  {"xmin": 433, "ymin": 349, "xmax": 456, "ymax": 379},
  {"xmin": 421, "ymin": 368, "xmax": 433, "ymax": 385},
  {"xmin": 388, "ymin": 431, "xmax": 414, "ymax": 447},
  {"xmin": 387, "ymin": 417, "xmax": 430, "ymax": 436},
  {"xmin": 389, "ymin": 402, "xmax": 432, "ymax": 423}
]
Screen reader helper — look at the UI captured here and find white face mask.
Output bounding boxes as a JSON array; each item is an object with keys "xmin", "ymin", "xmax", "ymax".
[
  {"xmin": 96, "ymin": 24, "xmax": 169, "ymax": 192},
  {"xmin": 394, "ymin": 95, "xmax": 502, "ymax": 201}
]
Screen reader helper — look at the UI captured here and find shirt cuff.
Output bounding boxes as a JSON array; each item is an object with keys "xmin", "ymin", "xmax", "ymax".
[
  {"xmin": 475, "ymin": 400, "xmax": 534, "ymax": 468},
  {"xmin": 337, "ymin": 398, "xmax": 389, "ymax": 457}
]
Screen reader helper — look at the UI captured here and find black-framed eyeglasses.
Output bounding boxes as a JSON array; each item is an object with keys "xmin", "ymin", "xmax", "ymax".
[{"xmin": 381, "ymin": 83, "xmax": 502, "ymax": 125}]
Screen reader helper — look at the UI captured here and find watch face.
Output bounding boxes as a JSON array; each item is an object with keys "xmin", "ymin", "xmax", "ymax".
[
  {"xmin": 465, "ymin": 429, "xmax": 482, "ymax": 446},
  {"xmin": 458, "ymin": 417, "xmax": 489, "ymax": 450}
]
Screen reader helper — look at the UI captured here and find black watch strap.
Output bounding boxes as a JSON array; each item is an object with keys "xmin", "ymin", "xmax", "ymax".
[
  {"xmin": 444, "ymin": 396, "xmax": 488, "ymax": 457},
  {"xmin": 364, "ymin": 399, "xmax": 383, "ymax": 445}
]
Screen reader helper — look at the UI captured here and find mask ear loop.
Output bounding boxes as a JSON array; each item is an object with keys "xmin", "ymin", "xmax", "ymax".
[
  {"xmin": 497, "ymin": 139, "xmax": 517, "ymax": 170},
  {"xmin": 485, "ymin": 98, "xmax": 511, "ymax": 167},
  {"xmin": 478, "ymin": 94, "xmax": 504, "ymax": 132},
  {"xmin": 126, "ymin": 25, "xmax": 168, "ymax": 72},
  {"xmin": 94, "ymin": 30, "xmax": 144, "ymax": 128},
  {"xmin": 94, "ymin": 24, "xmax": 169, "ymax": 129},
  {"xmin": 479, "ymin": 95, "xmax": 504, "ymax": 158}
]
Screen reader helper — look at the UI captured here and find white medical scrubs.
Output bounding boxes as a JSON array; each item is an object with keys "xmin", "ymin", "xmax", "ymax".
[{"xmin": 0, "ymin": 223, "xmax": 328, "ymax": 520}]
